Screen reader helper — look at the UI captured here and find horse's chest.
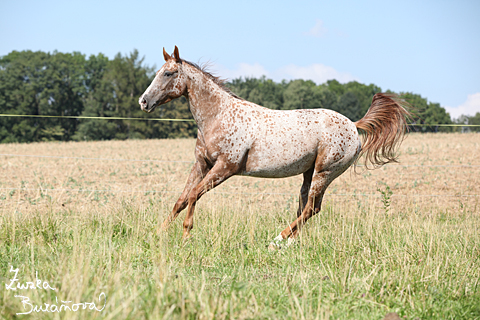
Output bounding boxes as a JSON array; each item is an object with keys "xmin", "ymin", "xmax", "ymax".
[{"xmin": 200, "ymin": 124, "xmax": 252, "ymax": 165}]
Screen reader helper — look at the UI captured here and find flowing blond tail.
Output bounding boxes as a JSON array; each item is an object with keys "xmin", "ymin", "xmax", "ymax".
[{"xmin": 355, "ymin": 93, "xmax": 413, "ymax": 168}]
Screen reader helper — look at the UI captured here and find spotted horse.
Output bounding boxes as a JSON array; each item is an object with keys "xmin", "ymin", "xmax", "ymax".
[{"xmin": 139, "ymin": 46, "xmax": 412, "ymax": 249}]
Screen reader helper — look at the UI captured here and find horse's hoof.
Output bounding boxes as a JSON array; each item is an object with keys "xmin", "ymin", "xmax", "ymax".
[
  {"xmin": 285, "ymin": 237, "xmax": 296, "ymax": 248},
  {"xmin": 268, "ymin": 243, "xmax": 280, "ymax": 251},
  {"xmin": 268, "ymin": 236, "xmax": 297, "ymax": 251},
  {"xmin": 268, "ymin": 234, "xmax": 284, "ymax": 251},
  {"xmin": 160, "ymin": 222, "xmax": 170, "ymax": 231},
  {"xmin": 182, "ymin": 233, "xmax": 193, "ymax": 244}
]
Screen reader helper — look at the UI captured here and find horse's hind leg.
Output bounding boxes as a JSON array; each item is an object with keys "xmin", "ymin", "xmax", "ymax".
[
  {"xmin": 269, "ymin": 168, "xmax": 332, "ymax": 249},
  {"xmin": 289, "ymin": 167, "xmax": 313, "ymax": 239},
  {"xmin": 287, "ymin": 171, "xmax": 332, "ymax": 237},
  {"xmin": 269, "ymin": 144, "xmax": 359, "ymax": 249},
  {"xmin": 297, "ymin": 167, "xmax": 314, "ymax": 218}
]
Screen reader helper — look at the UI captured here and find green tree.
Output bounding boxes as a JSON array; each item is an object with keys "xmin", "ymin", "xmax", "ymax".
[
  {"xmin": 73, "ymin": 53, "xmax": 116, "ymax": 141},
  {"xmin": 227, "ymin": 76, "xmax": 286, "ymax": 110},
  {"xmin": 0, "ymin": 50, "xmax": 457, "ymax": 143},
  {"xmin": 74, "ymin": 50, "xmax": 197, "ymax": 141},
  {"xmin": 0, "ymin": 51, "xmax": 49, "ymax": 142},
  {"xmin": 283, "ymin": 80, "xmax": 322, "ymax": 110},
  {"xmin": 335, "ymin": 91, "xmax": 363, "ymax": 121},
  {"xmin": 123, "ymin": 51, "xmax": 196, "ymax": 139},
  {"xmin": 153, "ymin": 97, "xmax": 197, "ymax": 138},
  {"xmin": 456, "ymin": 112, "xmax": 480, "ymax": 133},
  {"xmin": 401, "ymin": 92, "xmax": 453, "ymax": 132},
  {"xmin": 342, "ymin": 81, "xmax": 382, "ymax": 116},
  {"xmin": 40, "ymin": 51, "xmax": 86, "ymax": 140},
  {"xmin": 468, "ymin": 112, "xmax": 480, "ymax": 132},
  {"xmin": 107, "ymin": 50, "xmax": 154, "ymax": 139},
  {"xmin": 325, "ymin": 79, "xmax": 345, "ymax": 96},
  {"xmin": 0, "ymin": 50, "xmax": 86, "ymax": 142},
  {"xmin": 314, "ymin": 87, "xmax": 337, "ymax": 111}
]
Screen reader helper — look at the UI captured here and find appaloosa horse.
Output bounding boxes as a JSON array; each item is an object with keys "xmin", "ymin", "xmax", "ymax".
[{"xmin": 139, "ymin": 46, "xmax": 411, "ymax": 249}]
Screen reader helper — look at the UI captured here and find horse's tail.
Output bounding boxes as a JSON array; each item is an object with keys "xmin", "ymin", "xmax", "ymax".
[{"xmin": 354, "ymin": 93, "xmax": 413, "ymax": 168}]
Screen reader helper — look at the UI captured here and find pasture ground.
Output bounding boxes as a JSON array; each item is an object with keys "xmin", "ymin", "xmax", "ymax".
[{"xmin": 0, "ymin": 133, "xmax": 479, "ymax": 319}]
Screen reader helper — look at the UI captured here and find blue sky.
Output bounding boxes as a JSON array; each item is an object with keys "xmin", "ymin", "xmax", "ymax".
[{"xmin": 1, "ymin": 0, "xmax": 479, "ymax": 118}]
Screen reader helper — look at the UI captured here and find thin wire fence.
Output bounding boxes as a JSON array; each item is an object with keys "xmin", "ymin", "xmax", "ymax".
[
  {"xmin": 0, "ymin": 114, "xmax": 195, "ymax": 122},
  {"xmin": 0, "ymin": 113, "xmax": 479, "ymax": 127}
]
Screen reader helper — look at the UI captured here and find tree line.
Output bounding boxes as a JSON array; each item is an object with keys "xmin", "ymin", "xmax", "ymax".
[{"xmin": 0, "ymin": 50, "xmax": 473, "ymax": 143}]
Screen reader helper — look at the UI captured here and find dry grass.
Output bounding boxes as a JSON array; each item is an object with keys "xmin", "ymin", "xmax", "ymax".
[
  {"xmin": 0, "ymin": 133, "xmax": 478, "ymax": 216},
  {"xmin": 0, "ymin": 133, "xmax": 479, "ymax": 319}
]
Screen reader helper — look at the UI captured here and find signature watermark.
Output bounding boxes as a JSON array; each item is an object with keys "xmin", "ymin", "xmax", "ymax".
[{"xmin": 5, "ymin": 266, "xmax": 106, "ymax": 315}]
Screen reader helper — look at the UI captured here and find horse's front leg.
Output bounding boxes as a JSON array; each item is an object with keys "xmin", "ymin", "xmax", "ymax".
[
  {"xmin": 182, "ymin": 160, "xmax": 237, "ymax": 239},
  {"xmin": 160, "ymin": 160, "xmax": 209, "ymax": 232}
]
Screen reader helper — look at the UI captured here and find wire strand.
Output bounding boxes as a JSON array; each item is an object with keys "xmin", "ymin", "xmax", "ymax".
[
  {"xmin": 0, "ymin": 113, "xmax": 479, "ymax": 126},
  {"xmin": 0, "ymin": 114, "xmax": 195, "ymax": 122}
]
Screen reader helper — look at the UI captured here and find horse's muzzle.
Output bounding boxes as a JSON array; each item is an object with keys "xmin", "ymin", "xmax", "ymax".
[{"xmin": 139, "ymin": 95, "xmax": 156, "ymax": 113}]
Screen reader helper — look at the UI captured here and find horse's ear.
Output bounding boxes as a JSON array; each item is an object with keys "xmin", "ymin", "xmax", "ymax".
[
  {"xmin": 173, "ymin": 46, "xmax": 181, "ymax": 63},
  {"xmin": 163, "ymin": 48, "xmax": 171, "ymax": 62}
]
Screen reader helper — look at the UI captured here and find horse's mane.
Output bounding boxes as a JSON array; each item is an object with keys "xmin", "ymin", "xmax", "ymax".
[{"xmin": 183, "ymin": 60, "xmax": 244, "ymax": 100}]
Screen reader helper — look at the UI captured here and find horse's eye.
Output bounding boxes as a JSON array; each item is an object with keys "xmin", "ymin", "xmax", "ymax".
[{"xmin": 164, "ymin": 71, "xmax": 173, "ymax": 77}]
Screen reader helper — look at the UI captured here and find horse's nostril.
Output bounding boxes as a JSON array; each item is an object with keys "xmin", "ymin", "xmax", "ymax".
[{"xmin": 142, "ymin": 98, "xmax": 147, "ymax": 105}]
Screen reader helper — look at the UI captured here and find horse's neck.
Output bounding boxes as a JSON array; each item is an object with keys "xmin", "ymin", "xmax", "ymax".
[{"xmin": 184, "ymin": 67, "xmax": 231, "ymax": 132}]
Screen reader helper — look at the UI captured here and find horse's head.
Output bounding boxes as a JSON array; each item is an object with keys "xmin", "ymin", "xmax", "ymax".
[{"xmin": 139, "ymin": 46, "xmax": 187, "ymax": 113}]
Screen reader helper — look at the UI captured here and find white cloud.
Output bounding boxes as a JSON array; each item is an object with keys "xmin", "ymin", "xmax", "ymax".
[
  {"xmin": 304, "ymin": 19, "xmax": 348, "ymax": 38},
  {"xmin": 214, "ymin": 62, "xmax": 357, "ymax": 85},
  {"xmin": 306, "ymin": 19, "xmax": 327, "ymax": 38},
  {"xmin": 444, "ymin": 93, "xmax": 480, "ymax": 119}
]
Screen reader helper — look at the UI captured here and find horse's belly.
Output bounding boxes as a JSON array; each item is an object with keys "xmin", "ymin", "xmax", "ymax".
[{"xmin": 241, "ymin": 149, "xmax": 317, "ymax": 178}]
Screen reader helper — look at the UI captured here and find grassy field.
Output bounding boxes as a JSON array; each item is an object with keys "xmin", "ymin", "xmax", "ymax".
[{"xmin": 0, "ymin": 133, "xmax": 479, "ymax": 319}]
